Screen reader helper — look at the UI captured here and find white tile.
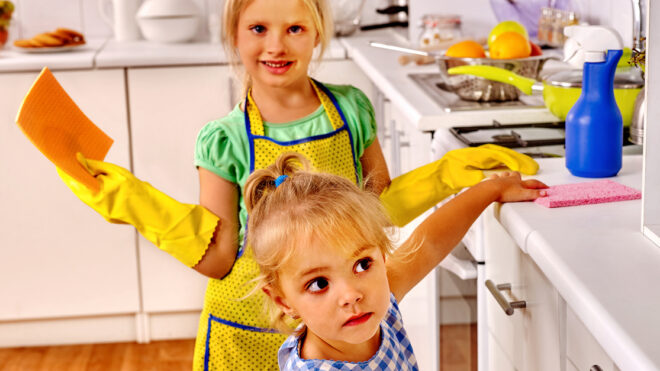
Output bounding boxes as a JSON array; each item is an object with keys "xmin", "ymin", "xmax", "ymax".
[
  {"xmin": 82, "ymin": 0, "xmax": 114, "ymax": 39},
  {"xmin": 17, "ymin": 0, "xmax": 83, "ymax": 38}
]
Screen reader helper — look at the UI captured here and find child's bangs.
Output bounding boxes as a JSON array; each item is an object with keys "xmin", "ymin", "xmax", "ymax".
[{"xmin": 290, "ymin": 191, "xmax": 393, "ymax": 259}]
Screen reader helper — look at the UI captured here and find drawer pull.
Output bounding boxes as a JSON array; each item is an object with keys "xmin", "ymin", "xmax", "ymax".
[
  {"xmin": 485, "ymin": 280, "xmax": 526, "ymax": 316},
  {"xmin": 590, "ymin": 366, "xmax": 603, "ymax": 371}
]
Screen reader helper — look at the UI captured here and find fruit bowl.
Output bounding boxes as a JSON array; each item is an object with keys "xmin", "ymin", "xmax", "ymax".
[
  {"xmin": 0, "ymin": 1, "xmax": 14, "ymax": 49},
  {"xmin": 436, "ymin": 54, "xmax": 552, "ymax": 102}
]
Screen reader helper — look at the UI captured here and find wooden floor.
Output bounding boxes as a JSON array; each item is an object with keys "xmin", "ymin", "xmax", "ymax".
[
  {"xmin": 0, "ymin": 324, "xmax": 477, "ymax": 370},
  {"xmin": 441, "ymin": 323, "xmax": 478, "ymax": 371},
  {"xmin": 0, "ymin": 339, "xmax": 195, "ymax": 371}
]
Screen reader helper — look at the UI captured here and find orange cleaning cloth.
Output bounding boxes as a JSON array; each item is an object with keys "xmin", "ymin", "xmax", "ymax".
[{"xmin": 15, "ymin": 67, "xmax": 113, "ymax": 192}]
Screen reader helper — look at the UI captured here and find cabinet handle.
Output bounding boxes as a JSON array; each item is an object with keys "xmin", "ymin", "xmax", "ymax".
[
  {"xmin": 590, "ymin": 366, "xmax": 603, "ymax": 371},
  {"xmin": 397, "ymin": 130, "xmax": 410, "ymax": 147},
  {"xmin": 485, "ymin": 280, "xmax": 526, "ymax": 316}
]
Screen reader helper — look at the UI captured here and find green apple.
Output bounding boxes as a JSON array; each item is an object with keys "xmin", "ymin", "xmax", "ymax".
[{"xmin": 488, "ymin": 20, "xmax": 529, "ymax": 48}]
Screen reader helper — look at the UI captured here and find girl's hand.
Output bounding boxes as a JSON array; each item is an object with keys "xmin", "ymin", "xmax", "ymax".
[{"xmin": 487, "ymin": 171, "xmax": 548, "ymax": 203}]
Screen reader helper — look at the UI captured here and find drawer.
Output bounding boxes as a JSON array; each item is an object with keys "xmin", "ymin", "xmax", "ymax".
[
  {"xmin": 566, "ymin": 305, "xmax": 619, "ymax": 371},
  {"xmin": 484, "ymin": 205, "xmax": 561, "ymax": 371},
  {"xmin": 488, "ymin": 330, "xmax": 516, "ymax": 371},
  {"xmin": 484, "ymin": 205, "xmax": 525, "ymax": 368}
]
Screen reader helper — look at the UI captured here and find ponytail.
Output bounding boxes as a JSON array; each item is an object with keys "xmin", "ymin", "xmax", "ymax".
[{"xmin": 244, "ymin": 152, "xmax": 309, "ymax": 213}]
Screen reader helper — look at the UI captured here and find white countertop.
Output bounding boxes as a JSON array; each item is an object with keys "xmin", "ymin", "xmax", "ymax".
[
  {"xmin": 498, "ymin": 155, "xmax": 660, "ymax": 370},
  {"xmin": 340, "ymin": 30, "xmax": 562, "ymax": 130},
  {"xmin": 0, "ymin": 37, "xmax": 347, "ymax": 72},
  {"xmin": 0, "ymin": 39, "xmax": 106, "ymax": 72}
]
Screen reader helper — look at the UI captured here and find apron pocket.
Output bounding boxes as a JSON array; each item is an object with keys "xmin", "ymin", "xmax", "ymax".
[{"xmin": 204, "ymin": 314, "xmax": 286, "ymax": 371}]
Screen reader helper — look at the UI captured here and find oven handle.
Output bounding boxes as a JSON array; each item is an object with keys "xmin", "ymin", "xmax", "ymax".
[
  {"xmin": 485, "ymin": 280, "xmax": 526, "ymax": 316},
  {"xmin": 439, "ymin": 253, "xmax": 477, "ymax": 280}
]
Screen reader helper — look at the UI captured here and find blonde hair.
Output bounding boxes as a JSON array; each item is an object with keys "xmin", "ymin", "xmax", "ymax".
[
  {"xmin": 244, "ymin": 153, "xmax": 394, "ymax": 333},
  {"xmin": 222, "ymin": 0, "xmax": 334, "ymax": 94}
]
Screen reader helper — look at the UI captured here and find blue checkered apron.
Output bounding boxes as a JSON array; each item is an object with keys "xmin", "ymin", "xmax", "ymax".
[{"xmin": 278, "ymin": 294, "xmax": 419, "ymax": 370}]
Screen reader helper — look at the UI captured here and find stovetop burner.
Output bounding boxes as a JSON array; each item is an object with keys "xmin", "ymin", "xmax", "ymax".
[
  {"xmin": 409, "ymin": 72, "xmax": 546, "ymax": 112},
  {"xmin": 447, "ymin": 121, "xmax": 636, "ymax": 158},
  {"xmin": 450, "ymin": 121, "xmax": 566, "ymax": 148}
]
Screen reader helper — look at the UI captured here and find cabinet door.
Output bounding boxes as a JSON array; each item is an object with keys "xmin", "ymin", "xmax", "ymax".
[
  {"xmin": 566, "ymin": 305, "xmax": 619, "ymax": 371},
  {"xmin": 484, "ymin": 205, "xmax": 561, "ymax": 371},
  {"xmin": 310, "ymin": 59, "xmax": 376, "ymax": 104},
  {"xmin": 385, "ymin": 104, "xmax": 438, "ymax": 371},
  {"xmin": 128, "ymin": 65, "xmax": 233, "ymax": 313},
  {"xmin": 0, "ymin": 69, "xmax": 138, "ymax": 320}
]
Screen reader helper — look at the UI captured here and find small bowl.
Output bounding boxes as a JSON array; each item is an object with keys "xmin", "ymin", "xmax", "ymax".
[{"xmin": 137, "ymin": 15, "xmax": 199, "ymax": 43}]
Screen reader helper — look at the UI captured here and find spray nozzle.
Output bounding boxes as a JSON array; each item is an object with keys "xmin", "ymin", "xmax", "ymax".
[{"xmin": 563, "ymin": 25, "xmax": 623, "ymax": 68}]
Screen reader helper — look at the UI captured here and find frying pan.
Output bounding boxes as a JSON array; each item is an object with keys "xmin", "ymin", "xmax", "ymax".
[
  {"xmin": 370, "ymin": 41, "xmax": 555, "ymax": 102},
  {"xmin": 448, "ymin": 64, "xmax": 644, "ymax": 126}
]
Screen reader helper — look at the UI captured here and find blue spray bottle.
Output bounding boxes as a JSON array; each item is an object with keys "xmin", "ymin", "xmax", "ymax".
[{"xmin": 565, "ymin": 49, "xmax": 623, "ymax": 178}]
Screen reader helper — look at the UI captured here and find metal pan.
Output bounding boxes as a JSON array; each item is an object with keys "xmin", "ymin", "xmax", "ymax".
[
  {"xmin": 370, "ymin": 41, "xmax": 554, "ymax": 102},
  {"xmin": 447, "ymin": 64, "xmax": 644, "ymax": 126}
]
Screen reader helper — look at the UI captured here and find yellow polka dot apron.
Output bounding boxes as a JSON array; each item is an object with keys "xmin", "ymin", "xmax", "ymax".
[{"xmin": 193, "ymin": 79, "xmax": 359, "ymax": 370}]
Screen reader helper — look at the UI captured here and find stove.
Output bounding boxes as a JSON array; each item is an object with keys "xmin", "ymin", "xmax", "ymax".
[
  {"xmin": 450, "ymin": 121, "xmax": 566, "ymax": 158},
  {"xmin": 409, "ymin": 72, "xmax": 547, "ymax": 112}
]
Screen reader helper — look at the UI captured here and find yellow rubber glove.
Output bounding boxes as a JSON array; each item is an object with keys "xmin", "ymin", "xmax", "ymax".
[
  {"xmin": 380, "ymin": 144, "xmax": 539, "ymax": 226},
  {"xmin": 57, "ymin": 153, "xmax": 219, "ymax": 268}
]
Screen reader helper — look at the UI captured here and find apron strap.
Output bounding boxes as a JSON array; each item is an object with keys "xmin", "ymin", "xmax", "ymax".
[{"xmin": 245, "ymin": 79, "xmax": 346, "ymax": 137}]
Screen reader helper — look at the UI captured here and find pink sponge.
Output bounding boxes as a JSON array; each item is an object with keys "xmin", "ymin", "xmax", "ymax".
[{"xmin": 535, "ymin": 179, "xmax": 641, "ymax": 208}]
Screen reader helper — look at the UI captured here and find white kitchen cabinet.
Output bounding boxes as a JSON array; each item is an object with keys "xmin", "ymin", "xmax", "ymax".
[
  {"xmin": 488, "ymin": 332, "xmax": 516, "ymax": 371},
  {"xmin": 310, "ymin": 59, "xmax": 376, "ymax": 104},
  {"xmin": 0, "ymin": 69, "xmax": 139, "ymax": 345},
  {"xmin": 484, "ymin": 203, "xmax": 623, "ymax": 371},
  {"xmin": 642, "ymin": 0, "xmax": 660, "ymax": 246},
  {"xmin": 566, "ymin": 305, "xmax": 619, "ymax": 371},
  {"xmin": 385, "ymin": 103, "xmax": 440, "ymax": 371},
  {"xmin": 127, "ymin": 65, "xmax": 233, "ymax": 327},
  {"xmin": 484, "ymin": 204, "xmax": 562, "ymax": 371}
]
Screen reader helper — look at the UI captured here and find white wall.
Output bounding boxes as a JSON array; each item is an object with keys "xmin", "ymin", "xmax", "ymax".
[
  {"xmin": 7, "ymin": 0, "xmax": 217, "ymax": 43},
  {"xmin": 407, "ymin": 0, "xmax": 644, "ymax": 48},
  {"xmin": 6, "ymin": 0, "xmax": 643, "ymax": 47},
  {"xmin": 6, "ymin": 0, "xmax": 388, "ymax": 44}
]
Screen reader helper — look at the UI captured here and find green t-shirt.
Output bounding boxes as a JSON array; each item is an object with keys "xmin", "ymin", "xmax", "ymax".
[{"xmin": 194, "ymin": 83, "xmax": 377, "ymax": 243}]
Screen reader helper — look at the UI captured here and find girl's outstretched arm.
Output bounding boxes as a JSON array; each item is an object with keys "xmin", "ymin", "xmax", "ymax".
[
  {"xmin": 387, "ymin": 172, "xmax": 547, "ymax": 301},
  {"xmin": 193, "ymin": 168, "xmax": 241, "ymax": 279},
  {"xmin": 360, "ymin": 138, "xmax": 391, "ymax": 195}
]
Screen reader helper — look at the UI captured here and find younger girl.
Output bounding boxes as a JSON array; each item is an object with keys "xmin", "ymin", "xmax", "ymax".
[{"xmin": 244, "ymin": 153, "xmax": 547, "ymax": 370}]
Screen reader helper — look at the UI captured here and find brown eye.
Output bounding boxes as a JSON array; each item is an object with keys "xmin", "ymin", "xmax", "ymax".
[
  {"xmin": 288, "ymin": 25, "xmax": 303, "ymax": 34},
  {"xmin": 355, "ymin": 258, "xmax": 373, "ymax": 273},
  {"xmin": 250, "ymin": 25, "xmax": 266, "ymax": 34},
  {"xmin": 306, "ymin": 277, "xmax": 329, "ymax": 293}
]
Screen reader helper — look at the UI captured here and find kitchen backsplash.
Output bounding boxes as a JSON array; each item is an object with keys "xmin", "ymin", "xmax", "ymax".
[
  {"xmin": 7, "ymin": 0, "xmax": 386, "ymax": 44},
  {"xmin": 5, "ymin": 0, "xmax": 644, "ymax": 46},
  {"xmin": 9, "ymin": 0, "xmax": 219, "ymax": 42},
  {"xmin": 409, "ymin": 0, "xmax": 644, "ymax": 48}
]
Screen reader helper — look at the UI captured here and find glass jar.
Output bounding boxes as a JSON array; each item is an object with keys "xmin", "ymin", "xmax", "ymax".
[{"xmin": 418, "ymin": 14, "xmax": 461, "ymax": 48}]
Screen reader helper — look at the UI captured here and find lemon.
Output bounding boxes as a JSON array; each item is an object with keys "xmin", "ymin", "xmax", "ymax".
[{"xmin": 488, "ymin": 20, "xmax": 528, "ymax": 49}]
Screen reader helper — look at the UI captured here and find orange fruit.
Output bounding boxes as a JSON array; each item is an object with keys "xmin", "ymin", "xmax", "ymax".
[
  {"xmin": 489, "ymin": 31, "xmax": 531, "ymax": 59},
  {"xmin": 445, "ymin": 40, "xmax": 486, "ymax": 58}
]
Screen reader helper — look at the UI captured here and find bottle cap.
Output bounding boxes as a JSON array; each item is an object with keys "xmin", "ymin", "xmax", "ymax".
[{"xmin": 584, "ymin": 51, "xmax": 606, "ymax": 63}]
